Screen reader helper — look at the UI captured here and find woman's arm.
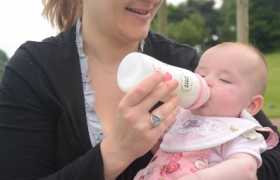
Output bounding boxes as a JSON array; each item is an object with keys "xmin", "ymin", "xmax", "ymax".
[
  {"xmin": 0, "ymin": 48, "xmax": 109, "ymax": 179},
  {"xmin": 254, "ymin": 110, "xmax": 280, "ymax": 180},
  {"xmin": 254, "ymin": 110, "xmax": 279, "ymax": 136}
]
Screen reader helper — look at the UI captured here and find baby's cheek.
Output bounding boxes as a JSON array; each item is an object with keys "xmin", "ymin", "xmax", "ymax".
[{"xmin": 216, "ymin": 97, "xmax": 242, "ymax": 117}]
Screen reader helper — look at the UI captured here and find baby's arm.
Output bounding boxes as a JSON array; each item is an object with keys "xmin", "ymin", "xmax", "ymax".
[
  {"xmin": 178, "ymin": 152, "xmax": 258, "ymax": 180},
  {"xmin": 178, "ymin": 134, "xmax": 267, "ymax": 180}
]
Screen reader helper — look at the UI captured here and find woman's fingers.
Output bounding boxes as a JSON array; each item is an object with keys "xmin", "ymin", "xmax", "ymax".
[
  {"xmin": 117, "ymin": 71, "xmax": 180, "ymax": 133},
  {"xmin": 121, "ymin": 72, "xmax": 178, "ymax": 109},
  {"xmin": 120, "ymin": 72, "xmax": 164, "ymax": 107},
  {"xmin": 141, "ymin": 77, "xmax": 179, "ymax": 112},
  {"xmin": 150, "ymin": 95, "xmax": 180, "ymax": 129},
  {"xmin": 117, "ymin": 71, "xmax": 180, "ymax": 136}
]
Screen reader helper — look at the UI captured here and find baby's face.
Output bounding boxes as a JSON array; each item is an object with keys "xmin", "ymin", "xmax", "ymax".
[{"xmin": 191, "ymin": 45, "xmax": 256, "ymax": 117}]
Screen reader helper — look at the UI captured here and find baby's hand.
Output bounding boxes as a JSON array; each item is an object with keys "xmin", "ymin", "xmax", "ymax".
[{"xmin": 177, "ymin": 173, "xmax": 198, "ymax": 180}]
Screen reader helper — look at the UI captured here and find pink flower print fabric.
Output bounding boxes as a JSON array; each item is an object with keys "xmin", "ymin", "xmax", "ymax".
[{"xmin": 134, "ymin": 149, "xmax": 210, "ymax": 180}]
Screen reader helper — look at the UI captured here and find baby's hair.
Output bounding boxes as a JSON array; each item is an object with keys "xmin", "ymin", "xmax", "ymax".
[
  {"xmin": 41, "ymin": 0, "xmax": 83, "ymax": 31},
  {"xmin": 216, "ymin": 42, "xmax": 268, "ymax": 96}
]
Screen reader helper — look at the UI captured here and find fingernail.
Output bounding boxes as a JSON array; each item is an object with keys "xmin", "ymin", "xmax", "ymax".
[{"xmin": 163, "ymin": 72, "xmax": 172, "ymax": 82}]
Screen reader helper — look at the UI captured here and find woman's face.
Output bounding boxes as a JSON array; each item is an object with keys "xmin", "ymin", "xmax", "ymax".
[{"xmin": 83, "ymin": 0, "xmax": 163, "ymax": 43}]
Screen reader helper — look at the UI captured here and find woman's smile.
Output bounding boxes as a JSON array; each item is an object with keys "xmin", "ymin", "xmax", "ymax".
[
  {"xmin": 125, "ymin": 7, "xmax": 149, "ymax": 15},
  {"xmin": 125, "ymin": 7, "xmax": 151, "ymax": 21}
]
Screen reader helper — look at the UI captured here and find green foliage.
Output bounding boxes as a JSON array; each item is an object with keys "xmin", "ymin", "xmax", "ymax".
[
  {"xmin": 262, "ymin": 51, "xmax": 280, "ymax": 118},
  {"xmin": 168, "ymin": 13, "xmax": 208, "ymax": 46},
  {"xmin": 150, "ymin": 13, "xmax": 158, "ymax": 32},
  {"xmin": 216, "ymin": 0, "xmax": 280, "ymax": 53},
  {"xmin": 153, "ymin": 0, "xmax": 280, "ymax": 53},
  {"xmin": 187, "ymin": 0, "xmax": 215, "ymax": 17},
  {"xmin": 167, "ymin": 2, "xmax": 189, "ymax": 23},
  {"xmin": 216, "ymin": 0, "xmax": 236, "ymax": 42},
  {"xmin": 166, "ymin": 0, "xmax": 217, "ymax": 50},
  {"xmin": 0, "ymin": 49, "xmax": 9, "ymax": 80},
  {"xmin": 249, "ymin": 0, "xmax": 280, "ymax": 53}
]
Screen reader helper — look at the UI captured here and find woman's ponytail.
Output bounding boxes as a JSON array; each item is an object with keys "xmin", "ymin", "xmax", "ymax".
[{"xmin": 41, "ymin": 0, "xmax": 83, "ymax": 31}]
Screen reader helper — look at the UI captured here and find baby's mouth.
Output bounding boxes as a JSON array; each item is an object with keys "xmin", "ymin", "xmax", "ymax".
[
  {"xmin": 202, "ymin": 100, "xmax": 209, "ymax": 107},
  {"xmin": 126, "ymin": 7, "xmax": 148, "ymax": 15}
]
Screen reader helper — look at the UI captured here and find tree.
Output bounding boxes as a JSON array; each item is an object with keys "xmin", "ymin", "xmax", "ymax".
[
  {"xmin": 237, "ymin": 0, "xmax": 249, "ymax": 44},
  {"xmin": 217, "ymin": 0, "xmax": 280, "ymax": 52},
  {"xmin": 168, "ymin": 0, "xmax": 219, "ymax": 35},
  {"xmin": 166, "ymin": 0, "xmax": 218, "ymax": 51},
  {"xmin": 168, "ymin": 12, "xmax": 209, "ymax": 47},
  {"xmin": 249, "ymin": 0, "xmax": 280, "ymax": 52},
  {"xmin": 157, "ymin": 0, "xmax": 280, "ymax": 53},
  {"xmin": 158, "ymin": 0, "xmax": 168, "ymax": 37},
  {"xmin": 0, "ymin": 49, "xmax": 9, "ymax": 80},
  {"xmin": 186, "ymin": 0, "xmax": 220, "ymax": 38},
  {"xmin": 216, "ymin": 0, "xmax": 236, "ymax": 43},
  {"xmin": 167, "ymin": 2, "xmax": 189, "ymax": 23}
]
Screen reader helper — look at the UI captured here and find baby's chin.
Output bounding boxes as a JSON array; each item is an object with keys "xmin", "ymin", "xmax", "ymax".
[
  {"xmin": 190, "ymin": 108, "xmax": 240, "ymax": 118},
  {"xmin": 190, "ymin": 107, "xmax": 212, "ymax": 116},
  {"xmin": 190, "ymin": 106, "xmax": 223, "ymax": 117}
]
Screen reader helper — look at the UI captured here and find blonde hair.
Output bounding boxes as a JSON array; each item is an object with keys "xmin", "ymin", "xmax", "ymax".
[
  {"xmin": 217, "ymin": 42, "xmax": 268, "ymax": 96},
  {"xmin": 41, "ymin": 0, "xmax": 83, "ymax": 31}
]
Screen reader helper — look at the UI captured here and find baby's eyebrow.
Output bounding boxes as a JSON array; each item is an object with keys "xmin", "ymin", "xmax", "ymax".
[
  {"xmin": 194, "ymin": 67, "xmax": 207, "ymax": 73},
  {"xmin": 220, "ymin": 69, "xmax": 233, "ymax": 75}
]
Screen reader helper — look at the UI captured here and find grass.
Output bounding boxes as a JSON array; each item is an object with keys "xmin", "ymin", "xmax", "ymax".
[{"xmin": 262, "ymin": 51, "xmax": 280, "ymax": 118}]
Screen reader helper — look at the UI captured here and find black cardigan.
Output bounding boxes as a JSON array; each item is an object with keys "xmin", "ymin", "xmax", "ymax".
[{"xmin": 0, "ymin": 26, "xmax": 279, "ymax": 180}]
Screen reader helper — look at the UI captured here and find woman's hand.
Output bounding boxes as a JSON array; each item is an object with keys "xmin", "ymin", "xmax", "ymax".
[
  {"xmin": 151, "ymin": 114, "xmax": 177, "ymax": 154},
  {"xmin": 101, "ymin": 72, "xmax": 180, "ymax": 179}
]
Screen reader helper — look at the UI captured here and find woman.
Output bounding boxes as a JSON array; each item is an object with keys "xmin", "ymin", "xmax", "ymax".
[{"xmin": 0, "ymin": 0, "xmax": 279, "ymax": 179}]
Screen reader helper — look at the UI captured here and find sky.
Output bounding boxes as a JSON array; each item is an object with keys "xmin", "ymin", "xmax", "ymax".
[{"xmin": 0, "ymin": 0, "xmax": 222, "ymax": 58}]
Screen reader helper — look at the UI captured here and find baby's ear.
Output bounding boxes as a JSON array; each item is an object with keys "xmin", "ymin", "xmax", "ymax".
[{"xmin": 245, "ymin": 95, "xmax": 264, "ymax": 116}]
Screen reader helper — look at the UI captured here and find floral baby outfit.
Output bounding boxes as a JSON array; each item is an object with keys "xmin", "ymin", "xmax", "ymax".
[{"xmin": 134, "ymin": 108, "xmax": 278, "ymax": 180}]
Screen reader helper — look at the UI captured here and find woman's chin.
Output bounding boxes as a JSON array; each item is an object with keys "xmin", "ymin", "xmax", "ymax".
[{"xmin": 132, "ymin": 29, "xmax": 149, "ymax": 40}]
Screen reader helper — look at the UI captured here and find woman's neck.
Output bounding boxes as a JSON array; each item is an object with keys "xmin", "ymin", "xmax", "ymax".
[{"xmin": 81, "ymin": 18, "xmax": 140, "ymax": 66}]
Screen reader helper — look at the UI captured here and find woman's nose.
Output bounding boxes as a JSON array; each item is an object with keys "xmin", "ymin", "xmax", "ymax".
[{"xmin": 148, "ymin": 0, "xmax": 162, "ymax": 4}]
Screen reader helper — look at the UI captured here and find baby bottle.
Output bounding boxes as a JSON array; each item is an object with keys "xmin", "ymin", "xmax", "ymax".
[{"xmin": 117, "ymin": 52, "xmax": 210, "ymax": 109}]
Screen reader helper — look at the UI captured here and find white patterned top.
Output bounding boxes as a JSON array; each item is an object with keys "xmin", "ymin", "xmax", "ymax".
[{"xmin": 75, "ymin": 17, "xmax": 144, "ymax": 147}]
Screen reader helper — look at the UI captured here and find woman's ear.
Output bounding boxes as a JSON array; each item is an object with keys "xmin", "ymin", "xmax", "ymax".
[{"xmin": 245, "ymin": 95, "xmax": 264, "ymax": 116}]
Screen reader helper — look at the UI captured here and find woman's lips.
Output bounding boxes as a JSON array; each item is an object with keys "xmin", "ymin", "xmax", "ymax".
[
  {"xmin": 125, "ymin": 7, "xmax": 151, "ymax": 22},
  {"xmin": 125, "ymin": 7, "xmax": 149, "ymax": 15}
]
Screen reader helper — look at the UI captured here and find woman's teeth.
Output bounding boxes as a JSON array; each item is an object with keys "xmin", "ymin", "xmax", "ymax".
[{"xmin": 126, "ymin": 7, "xmax": 148, "ymax": 15}]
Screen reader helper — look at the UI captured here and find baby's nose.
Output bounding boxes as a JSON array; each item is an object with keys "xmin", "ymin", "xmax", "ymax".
[{"xmin": 204, "ymin": 76, "xmax": 213, "ymax": 87}]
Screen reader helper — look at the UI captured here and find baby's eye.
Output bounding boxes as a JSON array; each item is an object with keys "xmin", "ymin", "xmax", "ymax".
[
  {"xmin": 197, "ymin": 73, "xmax": 206, "ymax": 78},
  {"xmin": 220, "ymin": 79, "xmax": 231, "ymax": 84}
]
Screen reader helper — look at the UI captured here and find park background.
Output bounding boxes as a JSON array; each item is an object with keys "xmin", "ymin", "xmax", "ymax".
[{"xmin": 0, "ymin": 0, "xmax": 279, "ymax": 121}]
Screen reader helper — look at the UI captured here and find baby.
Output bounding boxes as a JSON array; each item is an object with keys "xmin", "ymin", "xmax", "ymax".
[{"xmin": 134, "ymin": 42, "xmax": 278, "ymax": 180}]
